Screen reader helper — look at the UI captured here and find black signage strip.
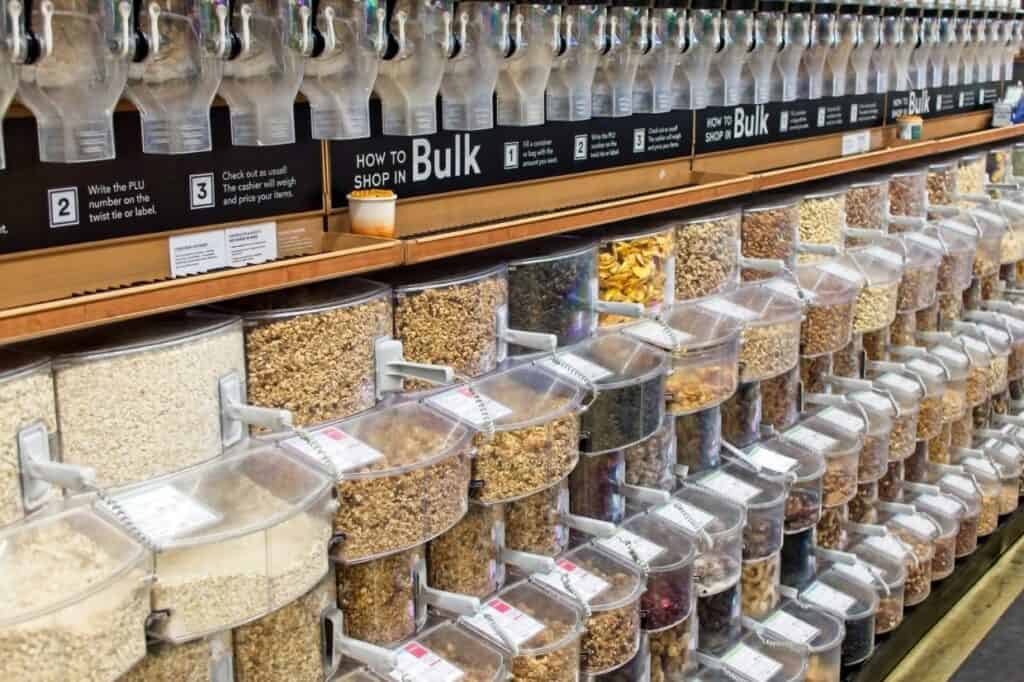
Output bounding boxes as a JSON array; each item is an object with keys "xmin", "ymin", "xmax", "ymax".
[{"xmin": 886, "ymin": 82, "xmax": 1003, "ymax": 122}]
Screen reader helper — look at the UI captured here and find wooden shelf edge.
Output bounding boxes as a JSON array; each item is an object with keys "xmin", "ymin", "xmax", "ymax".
[{"xmin": 0, "ymin": 240, "xmax": 403, "ymax": 344}]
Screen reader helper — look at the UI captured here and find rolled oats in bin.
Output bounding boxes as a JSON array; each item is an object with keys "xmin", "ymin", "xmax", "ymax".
[
  {"xmin": 815, "ymin": 504, "xmax": 848, "ymax": 550},
  {"xmin": 741, "ymin": 199, "xmax": 799, "ymax": 281},
  {"xmin": 798, "ymin": 189, "xmax": 847, "ymax": 263},
  {"xmin": 212, "ymin": 279, "xmax": 391, "ymax": 428},
  {"xmin": 597, "ymin": 223, "xmax": 675, "ymax": 326},
  {"xmin": 505, "ymin": 480, "xmax": 570, "ymax": 557},
  {"xmin": 42, "ymin": 313, "xmax": 245, "ymax": 488},
  {"xmin": 797, "ymin": 261, "xmax": 864, "ymax": 356},
  {"xmin": 121, "ymin": 635, "xmax": 231, "ymax": 682},
  {"xmin": 428, "ymin": 502, "xmax": 504, "ymax": 598},
  {"xmin": 337, "ymin": 547, "xmax": 423, "ymax": 645},
  {"xmin": 391, "ymin": 263, "xmax": 508, "ymax": 390},
  {"xmin": 674, "ymin": 210, "xmax": 741, "ymax": 300}
]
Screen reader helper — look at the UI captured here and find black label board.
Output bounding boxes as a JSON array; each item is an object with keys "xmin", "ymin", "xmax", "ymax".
[
  {"xmin": 0, "ymin": 104, "xmax": 323, "ymax": 256},
  {"xmin": 694, "ymin": 94, "xmax": 886, "ymax": 155},
  {"xmin": 329, "ymin": 99, "xmax": 694, "ymax": 205},
  {"xmin": 886, "ymin": 81, "xmax": 1003, "ymax": 122}
]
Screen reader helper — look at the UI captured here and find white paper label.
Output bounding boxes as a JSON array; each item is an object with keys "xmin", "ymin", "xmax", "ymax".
[
  {"xmin": 963, "ymin": 336, "xmax": 990, "ymax": 354},
  {"xmin": 598, "ymin": 529, "xmax": 666, "ymax": 563},
  {"xmin": 819, "ymin": 261, "xmax": 864, "ymax": 284},
  {"xmin": 534, "ymin": 559, "xmax": 611, "ymax": 604},
  {"xmin": 698, "ymin": 297, "xmax": 759, "ymax": 321},
  {"xmin": 818, "ymin": 407, "xmax": 866, "ymax": 433},
  {"xmin": 893, "ymin": 513, "xmax": 935, "ymax": 537},
  {"xmin": 865, "ymin": 246, "xmax": 904, "ymax": 267},
  {"xmin": 802, "ymin": 582, "xmax": 858, "ymax": 615},
  {"xmin": 784, "ymin": 425, "xmax": 839, "ymax": 453},
  {"xmin": 721, "ymin": 643, "xmax": 784, "ymax": 682},
  {"xmin": 933, "ymin": 346, "xmax": 967, "ymax": 365},
  {"xmin": 764, "ymin": 278, "xmax": 805, "ymax": 301},
  {"xmin": 699, "ymin": 470, "xmax": 762, "ymax": 504},
  {"xmin": 905, "ymin": 232, "xmax": 944, "ymax": 252},
  {"xmin": 282, "ymin": 426, "xmax": 384, "ymax": 473},
  {"xmin": 919, "ymin": 494, "xmax": 963, "ymax": 516},
  {"xmin": 853, "ymin": 391, "xmax": 895, "ymax": 413},
  {"xmin": 538, "ymin": 353, "xmax": 614, "ymax": 384},
  {"xmin": 169, "ymin": 230, "xmax": 228, "ymax": 277},
  {"xmin": 655, "ymin": 501, "xmax": 716, "ymax": 532},
  {"xmin": 943, "ymin": 474, "xmax": 977, "ymax": 496},
  {"xmin": 427, "ymin": 388, "xmax": 514, "ymax": 426},
  {"xmin": 842, "ymin": 130, "xmax": 871, "ymax": 156},
  {"xmin": 865, "ymin": 534, "xmax": 909, "ymax": 559},
  {"xmin": 465, "ymin": 599, "xmax": 546, "ymax": 646},
  {"xmin": 834, "ymin": 561, "xmax": 877, "ymax": 586},
  {"xmin": 877, "ymin": 372, "xmax": 922, "ymax": 396},
  {"xmin": 111, "ymin": 485, "xmax": 222, "ymax": 542},
  {"xmin": 390, "ymin": 643, "xmax": 465, "ymax": 682},
  {"xmin": 762, "ymin": 610, "xmax": 821, "ymax": 644},
  {"xmin": 226, "ymin": 222, "xmax": 278, "ymax": 267},
  {"xmin": 624, "ymin": 320, "xmax": 694, "ymax": 350},
  {"xmin": 747, "ymin": 446, "xmax": 800, "ymax": 474}
]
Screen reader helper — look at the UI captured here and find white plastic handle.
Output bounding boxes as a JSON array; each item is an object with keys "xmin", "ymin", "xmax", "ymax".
[
  {"xmin": 593, "ymin": 299, "xmax": 645, "ymax": 317},
  {"xmin": 564, "ymin": 513, "xmax": 618, "ymax": 538},
  {"xmin": 225, "ymin": 402, "xmax": 294, "ymax": 431},
  {"xmin": 620, "ymin": 483, "xmax": 671, "ymax": 506},
  {"xmin": 27, "ymin": 458, "xmax": 96, "ymax": 491},
  {"xmin": 421, "ymin": 584, "xmax": 482, "ymax": 615},
  {"xmin": 502, "ymin": 548, "xmax": 556, "ymax": 573}
]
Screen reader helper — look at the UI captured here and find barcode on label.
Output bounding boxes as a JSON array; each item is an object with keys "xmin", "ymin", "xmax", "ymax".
[
  {"xmin": 721, "ymin": 642, "xmax": 784, "ymax": 681},
  {"xmin": 624, "ymin": 320, "xmax": 694, "ymax": 350},
  {"xmin": 282, "ymin": 426, "xmax": 384, "ymax": 473},
  {"xmin": 655, "ymin": 500, "xmax": 716, "ymax": 532},
  {"xmin": 818, "ymin": 407, "xmax": 866, "ymax": 433},
  {"xmin": 534, "ymin": 559, "xmax": 611, "ymax": 603},
  {"xmin": 698, "ymin": 470, "xmax": 762, "ymax": 503},
  {"xmin": 110, "ymin": 485, "xmax": 223, "ymax": 543},
  {"xmin": 802, "ymin": 581, "xmax": 858, "ymax": 615},
  {"xmin": 784, "ymin": 425, "xmax": 839, "ymax": 453},
  {"xmin": 427, "ymin": 388, "xmax": 514, "ymax": 427},
  {"xmin": 748, "ymin": 446, "xmax": 800, "ymax": 474},
  {"xmin": 762, "ymin": 610, "xmax": 821, "ymax": 644},
  {"xmin": 465, "ymin": 599, "xmax": 546, "ymax": 646},
  {"xmin": 598, "ymin": 529, "xmax": 665, "ymax": 563},
  {"xmin": 538, "ymin": 353, "xmax": 614, "ymax": 383},
  {"xmin": 698, "ymin": 297, "xmax": 759, "ymax": 321}
]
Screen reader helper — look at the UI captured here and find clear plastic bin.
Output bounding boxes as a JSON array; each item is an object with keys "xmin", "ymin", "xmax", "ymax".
[
  {"xmin": 966, "ymin": 209, "xmax": 1008, "ymax": 278},
  {"xmin": 121, "ymin": 633, "xmax": 233, "ymax": 681},
  {"xmin": 506, "ymin": 238, "xmax": 599, "ymax": 354},
  {"xmin": 598, "ymin": 223, "xmax": 676, "ymax": 326},
  {"xmin": 952, "ymin": 411, "xmax": 976, "ymax": 448},
  {"xmin": 751, "ymin": 597, "xmax": 845, "ymax": 682},
  {"xmin": 782, "ymin": 416, "xmax": 863, "ymax": 507},
  {"xmin": 0, "ymin": 352, "xmax": 57, "ymax": 527},
  {"xmin": 674, "ymin": 210, "xmax": 742, "ymax": 301},
  {"xmin": 745, "ymin": 436, "xmax": 825, "ymax": 534},
  {"xmin": 977, "ymin": 439, "xmax": 1023, "ymax": 515},
  {"xmin": 889, "ymin": 311, "xmax": 917, "ymax": 347},
  {"xmin": 741, "ymin": 553, "xmax": 781, "ymax": 618},
  {"xmin": 801, "ymin": 353, "xmax": 834, "ymax": 394},
  {"xmin": 957, "ymin": 153, "xmax": 987, "ymax": 201},
  {"xmin": 929, "ymin": 423, "xmax": 953, "ymax": 464},
  {"xmin": 781, "ymin": 526, "xmax": 816, "ymax": 590},
  {"xmin": 886, "ymin": 366, "xmax": 945, "ymax": 441},
  {"xmin": 796, "ymin": 262, "xmax": 865, "ymax": 357},
  {"xmin": 879, "ymin": 459, "xmax": 904, "ymax": 502},
  {"xmin": 850, "ymin": 389, "xmax": 902, "ymax": 481},
  {"xmin": 705, "ymin": 629, "xmax": 809, "ymax": 680},
  {"xmin": 905, "ymin": 440, "xmax": 930, "ymax": 483},
  {"xmin": 958, "ymin": 335, "xmax": 996, "ymax": 406},
  {"xmin": 847, "ymin": 245, "xmax": 903, "ymax": 337},
  {"xmin": 428, "ymin": 364, "xmax": 584, "ymax": 504},
  {"xmin": 927, "ymin": 161, "xmax": 958, "ymax": 206},
  {"xmin": 0, "ymin": 507, "xmax": 150, "ymax": 681},
  {"xmin": 44, "ymin": 314, "xmax": 245, "ymax": 488},
  {"xmin": 115, "ymin": 445, "xmax": 334, "ymax": 643},
  {"xmin": 866, "ymin": 370, "xmax": 924, "ymax": 460},
  {"xmin": 394, "ymin": 621, "xmax": 508, "ymax": 682},
  {"xmin": 624, "ymin": 300, "xmax": 742, "ymax": 415},
  {"xmin": 846, "ymin": 177, "xmax": 891, "ymax": 234},
  {"xmin": 834, "ymin": 334, "xmax": 864, "ymax": 378},
  {"xmin": 732, "ymin": 282, "xmax": 804, "ymax": 382},
  {"xmin": 933, "ymin": 472, "xmax": 983, "ymax": 557},
  {"xmin": 798, "ymin": 188, "xmax": 848, "ymax": 262},
  {"xmin": 649, "ymin": 611, "xmax": 697, "ymax": 679},
  {"xmin": 850, "ymin": 481, "xmax": 879, "ymax": 524},
  {"xmin": 697, "ymin": 579, "xmax": 742, "ymax": 654},
  {"xmin": 895, "ymin": 237, "xmax": 942, "ymax": 313},
  {"xmin": 798, "ymin": 569, "xmax": 879, "ymax": 666},
  {"xmin": 998, "ymin": 202, "xmax": 1024, "ymax": 265},
  {"xmin": 391, "ymin": 263, "xmax": 508, "ymax": 390},
  {"xmin": 917, "ymin": 301, "xmax": 939, "ymax": 333},
  {"xmin": 694, "ymin": 463, "xmax": 787, "ymax": 560},
  {"xmin": 533, "ymin": 544, "xmax": 645, "ymax": 674},
  {"xmin": 888, "ymin": 168, "xmax": 928, "ymax": 218},
  {"xmin": 840, "ymin": 542, "xmax": 907, "ymax": 634},
  {"xmin": 815, "ymin": 503, "xmax": 848, "ymax": 551},
  {"xmin": 293, "ymin": 402, "xmax": 473, "ymax": 564},
  {"xmin": 570, "ymin": 449, "xmax": 627, "ymax": 526},
  {"xmin": 863, "ymin": 329, "xmax": 888, "ymax": 363},
  {"xmin": 906, "ymin": 489, "xmax": 964, "ymax": 580},
  {"xmin": 989, "ymin": 146, "xmax": 1012, "ymax": 183},
  {"xmin": 741, "ymin": 199, "xmax": 800, "ymax": 281},
  {"xmin": 625, "ymin": 417, "xmax": 677, "ymax": 489},
  {"xmin": 460, "ymin": 581, "xmax": 585, "ymax": 682},
  {"xmin": 505, "ymin": 479, "xmax": 570, "ymax": 557},
  {"xmin": 762, "ymin": 365, "xmax": 801, "ymax": 431},
  {"xmin": 428, "ymin": 502, "xmax": 505, "ymax": 598},
  {"xmin": 722, "ymin": 381, "xmax": 763, "ymax": 449},
  {"xmin": 951, "ymin": 455, "xmax": 1001, "ymax": 536},
  {"xmin": 878, "ymin": 509, "xmax": 938, "ymax": 605},
  {"xmin": 972, "ymin": 324, "xmax": 1013, "ymax": 395},
  {"xmin": 211, "ymin": 279, "xmax": 391, "ymax": 426},
  {"xmin": 675, "ymin": 407, "xmax": 723, "ymax": 475}
]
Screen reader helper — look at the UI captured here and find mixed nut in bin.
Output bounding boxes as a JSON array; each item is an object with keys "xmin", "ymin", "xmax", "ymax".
[
  {"xmin": 761, "ymin": 365, "xmax": 801, "ymax": 431},
  {"xmin": 114, "ymin": 444, "xmax": 334, "ymax": 644},
  {"xmin": 693, "ymin": 461, "xmax": 788, "ymax": 561},
  {"xmin": 874, "ymin": 365, "xmax": 945, "ymax": 441},
  {"xmin": 932, "ymin": 223, "xmax": 977, "ymax": 296},
  {"xmin": 879, "ymin": 460, "xmax": 905, "ymax": 502},
  {"xmin": 531, "ymin": 544, "xmax": 645, "ymax": 674},
  {"xmin": 863, "ymin": 369, "xmax": 921, "ymax": 461},
  {"xmin": 428, "ymin": 502, "xmax": 505, "ymax": 599},
  {"xmin": 798, "ymin": 567, "xmax": 880, "ymax": 666},
  {"xmin": 294, "ymin": 401, "xmax": 472, "ymax": 564},
  {"xmin": 888, "ymin": 168, "xmax": 928, "ymax": 219},
  {"xmin": 390, "ymin": 262, "xmax": 508, "ymax": 390},
  {"xmin": 673, "ymin": 209, "xmax": 742, "ymax": 301},
  {"xmin": 0, "ymin": 507, "xmax": 151, "ymax": 682},
  {"xmin": 741, "ymin": 553, "xmax": 781, "ymax": 618},
  {"xmin": 904, "ymin": 485, "xmax": 965, "ymax": 580},
  {"xmin": 850, "ymin": 480, "xmax": 879, "ymax": 524},
  {"xmin": 796, "ymin": 260, "xmax": 866, "ymax": 357},
  {"xmin": 749, "ymin": 595, "xmax": 846, "ymax": 682},
  {"xmin": 674, "ymin": 406, "xmax": 724, "ymax": 475},
  {"xmin": 596, "ymin": 222, "xmax": 675, "ymax": 326},
  {"xmin": 728, "ymin": 280, "xmax": 804, "ymax": 383},
  {"xmin": 797, "ymin": 187, "xmax": 847, "ymax": 262},
  {"xmin": 974, "ymin": 438, "xmax": 1023, "ymax": 515},
  {"xmin": 459, "ymin": 580, "xmax": 586, "ymax": 682},
  {"xmin": 623, "ymin": 300, "xmax": 741, "ymax": 415},
  {"xmin": 388, "ymin": 621, "xmax": 508, "ymax": 682},
  {"xmin": 743, "ymin": 436, "xmax": 826, "ymax": 534},
  {"xmin": 893, "ymin": 235, "xmax": 942, "ymax": 313},
  {"xmin": 427, "ymin": 363, "xmax": 584, "ymax": 505},
  {"xmin": 839, "ymin": 541, "xmax": 907, "ymax": 635},
  {"xmin": 741, "ymin": 198, "xmax": 800, "ymax": 281},
  {"xmin": 927, "ymin": 161, "xmax": 958, "ymax": 207},
  {"xmin": 624, "ymin": 416, "xmax": 677, "ymax": 489},
  {"xmin": 504, "ymin": 479, "xmax": 570, "ymax": 557},
  {"xmin": 649, "ymin": 613, "xmax": 697, "ymax": 680},
  {"xmin": 209, "ymin": 278, "xmax": 391, "ymax": 428},
  {"xmin": 845, "ymin": 176, "xmax": 890, "ymax": 234},
  {"xmin": 815, "ymin": 503, "xmax": 848, "ymax": 551},
  {"xmin": 782, "ymin": 415, "xmax": 863, "ymax": 508}
]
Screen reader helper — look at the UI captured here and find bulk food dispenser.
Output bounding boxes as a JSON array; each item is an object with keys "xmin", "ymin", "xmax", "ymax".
[
  {"xmin": 913, "ymin": 0, "xmax": 938, "ymax": 88},
  {"xmin": 934, "ymin": 0, "xmax": 955, "ymax": 85},
  {"xmin": 15, "ymin": 0, "xmax": 132, "ymax": 162},
  {"xmin": 951, "ymin": 0, "xmax": 969, "ymax": 84},
  {"xmin": 496, "ymin": 0, "xmax": 561, "ymax": 125},
  {"xmin": 218, "ymin": 0, "xmax": 313, "ymax": 146},
  {"xmin": 892, "ymin": 0, "xmax": 920, "ymax": 92},
  {"xmin": 829, "ymin": 0, "xmax": 859, "ymax": 96},
  {"xmin": 804, "ymin": 0, "xmax": 837, "ymax": 100},
  {"xmin": 778, "ymin": 0, "xmax": 811, "ymax": 101},
  {"xmin": 301, "ymin": 0, "xmax": 387, "ymax": 139},
  {"xmin": 877, "ymin": 0, "xmax": 901, "ymax": 93},
  {"xmin": 593, "ymin": 0, "xmax": 650, "ymax": 116},
  {"xmin": 441, "ymin": 0, "xmax": 507, "ymax": 129},
  {"xmin": 849, "ymin": 0, "xmax": 882, "ymax": 95},
  {"xmin": 963, "ymin": 2, "xmax": 984, "ymax": 84},
  {"xmin": 547, "ymin": 0, "xmax": 607, "ymax": 120},
  {"xmin": 751, "ymin": 0, "xmax": 784, "ymax": 103},
  {"xmin": 717, "ymin": 0, "xmax": 756, "ymax": 105},
  {"xmin": 126, "ymin": 0, "xmax": 229, "ymax": 154},
  {"xmin": 679, "ymin": 0, "xmax": 722, "ymax": 109},
  {"xmin": 374, "ymin": 0, "xmax": 454, "ymax": 134},
  {"xmin": 634, "ymin": 0, "xmax": 687, "ymax": 112}
]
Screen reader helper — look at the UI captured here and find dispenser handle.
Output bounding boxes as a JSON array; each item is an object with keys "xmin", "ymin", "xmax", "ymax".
[
  {"xmin": 619, "ymin": 483, "xmax": 672, "ymax": 506},
  {"xmin": 420, "ymin": 584, "xmax": 483, "ymax": 615},
  {"xmin": 502, "ymin": 548, "xmax": 557, "ymax": 573},
  {"xmin": 26, "ymin": 458, "xmax": 96, "ymax": 492},
  {"xmin": 593, "ymin": 299, "xmax": 646, "ymax": 317},
  {"xmin": 324, "ymin": 608, "xmax": 399, "ymax": 672},
  {"xmin": 563, "ymin": 513, "xmax": 618, "ymax": 538}
]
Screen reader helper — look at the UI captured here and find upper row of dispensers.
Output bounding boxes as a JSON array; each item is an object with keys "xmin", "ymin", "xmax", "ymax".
[{"xmin": 0, "ymin": 0, "xmax": 1021, "ymax": 166}]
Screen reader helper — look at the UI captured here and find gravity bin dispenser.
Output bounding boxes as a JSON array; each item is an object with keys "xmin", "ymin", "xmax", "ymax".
[
  {"xmin": 750, "ymin": 0, "xmax": 784, "ymax": 104},
  {"xmin": 716, "ymin": 0, "xmax": 755, "ymax": 106},
  {"xmin": 592, "ymin": 0, "xmax": 650, "ymax": 117},
  {"xmin": 633, "ymin": 0, "xmax": 687, "ymax": 113},
  {"xmin": 876, "ymin": 0, "xmax": 901, "ymax": 93},
  {"xmin": 804, "ymin": 0, "xmax": 838, "ymax": 100},
  {"xmin": 892, "ymin": 0, "xmax": 921, "ymax": 92},
  {"xmin": 374, "ymin": 0, "xmax": 453, "ymax": 135},
  {"xmin": 678, "ymin": 0, "xmax": 722, "ymax": 109},
  {"xmin": 848, "ymin": 0, "xmax": 882, "ymax": 95},
  {"xmin": 547, "ymin": 0, "xmax": 607, "ymax": 120},
  {"xmin": 777, "ymin": 0, "xmax": 811, "ymax": 101},
  {"xmin": 828, "ymin": 0, "xmax": 858, "ymax": 97},
  {"xmin": 15, "ymin": 0, "xmax": 133, "ymax": 162},
  {"xmin": 441, "ymin": 0, "xmax": 508, "ymax": 129},
  {"xmin": 0, "ymin": 0, "xmax": 19, "ymax": 166},
  {"xmin": 934, "ymin": 0, "xmax": 956, "ymax": 86},
  {"xmin": 914, "ymin": 0, "xmax": 939, "ymax": 89},
  {"xmin": 496, "ymin": 0, "xmax": 561, "ymax": 126}
]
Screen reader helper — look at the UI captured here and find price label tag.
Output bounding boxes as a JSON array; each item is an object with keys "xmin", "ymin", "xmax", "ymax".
[
  {"xmin": 943, "ymin": 474, "xmax": 977, "ymax": 497},
  {"xmin": 834, "ymin": 561, "xmax": 877, "ymax": 586},
  {"xmin": 865, "ymin": 246, "xmax": 904, "ymax": 266},
  {"xmin": 465, "ymin": 599, "xmax": 546, "ymax": 646},
  {"xmin": 538, "ymin": 353, "xmax": 614, "ymax": 384},
  {"xmin": 784, "ymin": 425, "xmax": 839, "ymax": 454},
  {"xmin": 282, "ymin": 426, "xmax": 384, "ymax": 473},
  {"xmin": 918, "ymin": 494, "xmax": 963, "ymax": 516},
  {"xmin": 534, "ymin": 559, "xmax": 611, "ymax": 603},
  {"xmin": 865, "ymin": 534, "xmax": 909, "ymax": 559},
  {"xmin": 802, "ymin": 582, "xmax": 858, "ymax": 615},
  {"xmin": 762, "ymin": 610, "xmax": 821, "ymax": 644},
  {"xmin": 655, "ymin": 500, "xmax": 716, "ymax": 532},
  {"xmin": 907, "ymin": 358, "xmax": 946, "ymax": 379},
  {"xmin": 747, "ymin": 446, "xmax": 800, "ymax": 474},
  {"xmin": 598, "ymin": 529, "xmax": 666, "ymax": 563},
  {"xmin": 933, "ymin": 345, "xmax": 967, "ymax": 365},
  {"xmin": 905, "ymin": 232, "xmax": 945, "ymax": 252},
  {"xmin": 698, "ymin": 297, "xmax": 759, "ymax": 321},
  {"xmin": 877, "ymin": 372, "xmax": 922, "ymax": 396},
  {"xmin": 427, "ymin": 388, "xmax": 513, "ymax": 427},
  {"xmin": 390, "ymin": 643, "xmax": 465, "ymax": 682},
  {"xmin": 818, "ymin": 407, "xmax": 866, "ymax": 433},
  {"xmin": 852, "ymin": 391, "xmax": 895, "ymax": 413},
  {"xmin": 819, "ymin": 261, "xmax": 864, "ymax": 284},
  {"xmin": 698, "ymin": 470, "xmax": 763, "ymax": 504},
  {"xmin": 111, "ymin": 485, "xmax": 222, "ymax": 543},
  {"xmin": 893, "ymin": 513, "xmax": 936, "ymax": 537},
  {"xmin": 624, "ymin": 320, "xmax": 694, "ymax": 350},
  {"xmin": 721, "ymin": 643, "xmax": 784, "ymax": 681}
]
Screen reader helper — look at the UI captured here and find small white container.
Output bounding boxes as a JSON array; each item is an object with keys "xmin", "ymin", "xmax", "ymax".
[{"xmin": 347, "ymin": 191, "xmax": 397, "ymax": 238}]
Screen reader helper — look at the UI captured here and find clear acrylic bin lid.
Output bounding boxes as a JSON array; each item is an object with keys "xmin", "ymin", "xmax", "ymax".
[
  {"xmin": 846, "ymin": 247, "xmax": 904, "ymax": 286},
  {"xmin": 397, "ymin": 620, "xmax": 508, "ymax": 681},
  {"xmin": 754, "ymin": 597, "xmax": 845, "ymax": 654},
  {"xmin": 951, "ymin": 454, "xmax": 1001, "ymax": 485},
  {"xmin": 975, "ymin": 440, "xmax": 1023, "ymax": 478},
  {"xmin": 693, "ymin": 461, "xmax": 788, "ymax": 511},
  {"xmin": 504, "ymin": 235, "xmax": 598, "ymax": 268},
  {"xmin": 933, "ymin": 473, "xmax": 983, "ymax": 514},
  {"xmin": 847, "ymin": 389, "xmax": 900, "ymax": 419},
  {"xmin": 729, "ymin": 282, "xmax": 804, "ymax": 326},
  {"xmin": 0, "ymin": 348, "xmax": 50, "ymax": 385},
  {"xmin": 669, "ymin": 484, "xmax": 747, "ymax": 539},
  {"xmin": 389, "ymin": 261, "xmax": 507, "ymax": 295},
  {"xmin": 627, "ymin": 299, "xmax": 743, "ymax": 352},
  {"xmin": 795, "ymin": 261, "xmax": 865, "ymax": 306},
  {"xmin": 427, "ymin": 365, "xmax": 584, "ymax": 431},
  {"xmin": 819, "ymin": 402, "xmax": 892, "ymax": 438},
  {"xmin": 459, "ymin": 581, "xmax": 585, "ymax": 657},
  {"xmin": 678, "ymin": 208, "xmax": 743, "ymax": 226},
  {"xmin": 842, "ymin": 543, "xmax": 907, "ymax": 589},
  {"xmin": 534, "ymin": 544, "xmax": 646, "ymax": 611},
  {"xmin": 869, "ymin": 368, "xmax": 928, "ymax": 403},
  {"xmin": 985, "ymin": 315, "xmax": 1024, "ymax": 348},
  {"xmin": 286, "ymin": 401, "xmax": 475, "ymax": 480},
  {"xmin": 904, "ymin": 355, "xmax": 961, "ymax": 386},
  {"xmin": 895, "ymin": 234, "xmax": 943, "ymax": 270},
  {"xmin": 965, "ymin": 208, "xmax": 1009, "ymax": 242},
  {"xmin": 935, "ymin": 218, "xmax": 983, "ymax": 246},
  {"xmin": 878, "ymin": 508, "xmax": 941, "ymax": 543},
  {"xmin": 781, "ymin": 417, "xmax": 863, "ymax": 459},
  {"xmin": 801, "ymin": 568, "xmax": 879, "ymax": 621},
  {"xmin": 971, "ymin": 324, "xmax": 1013, "ymax": 357},
  {"xmin": 551, "ymin": 332, "xmax": 668, "ymax": 390},
  {"xmin": 209, "ymin": 278, "xmax": 390, "ymax": 321},
  {"xmin": 926, "ymin": 344, "xmax": 973, "ymax": 380},
  {"xmin": 43, "ymin": 313, "xmax": 241, "ymax": 365},
  {"xmin": 604, "ymin": 510, "xmax": 698, "ymax": 573},
  {"xmin": 0, "ymin": 506, "xmax": 147, "ymax": 628},
  {"xmin": 334, "ymin": 664, "xmax": 386, "ymax": 681},
  {"xmin": 907, "ymin": 494, "xmax": 961, "ymax": 536},
  {"xmin": 957, "ymin": 333, "xmax": 996, "ymax": 366},
  {"xmin": 105, "ymin": 444, "xmax": 332, "ymax": 550},
  {"xmin": 711, "ymin": 630, "xmax": 808, "ymax": 682},
  {"xmin": 744, "ymin": 436, "xmax": 826, "ymax": 484},
  {"xmin": 745, "ymin": 197, "xmax": 799, "ymax": 213},
  {"xmin": 895, "ymin": 361, "xmax": 948, "ymax": 397}
]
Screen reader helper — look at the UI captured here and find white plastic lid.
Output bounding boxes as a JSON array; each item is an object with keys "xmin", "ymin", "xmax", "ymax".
[
  {"xmin": 846, "ymin": 248, "xmax": 904, "ymax": 287},
  {"xmin": 782, "ymin": 417, "xmax": 863, "ymax": 459},
  {"xmin": 754, "ymin": 597, "xmax": 845, "ymax": 654},
  {"xmin": 541, "ymin": 333, "xmax": 668, "ymax": 390},
  {"xmin": 694, "ymin": 462, "xmax": 788, "ymax": 511},
  {"xmin": 800, "ymin": 569, "xmax": 879, "ymax": 620},
  {"xmin": 795, "ymin": 261, "xmax": 865, "ymax": 306},
  {"xmin": 744, "ymin": 436, "xmax": 825, "ymax": 483},
  {"xmin": 841, "ymin": 542, "xmax": 907, "ymax": 589},
  {"xmin": 668, "ymin": 485, "xmax": 747, "ymax": 539},
  {"xmin": 724, "ymin": 283, "xmax": 804, "ymax": 327},
  {"xmin": 533, "ymin": 544, "xmax": 646, "ymax": 611},
  {"xmin": 626, "ymin": 299, "xmax": 743, "ymax": 352}
]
